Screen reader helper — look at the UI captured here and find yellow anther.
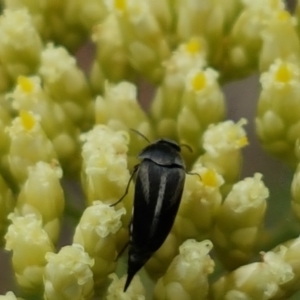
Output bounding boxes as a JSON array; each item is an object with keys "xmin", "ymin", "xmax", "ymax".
[
  {"xmin": 18, "ymin": 76, "xmax": 34, "ymax": 94},
  {"xmin": 277, "ymin": 10, "xmax": 290, "ymax": 22},
  {"xmin": 275, "ymin": 63, "xmax": 291, "ymax": 83},
  {"xmin": 185, "ymin": 39, "xmax": 201, "ymax": 55},
  {"xmin": 237, "ymin": 136, "xmax": 249, "ymax": 148},
  {"xmin": 202, "ymin": 169, "xmax": 217, "ymax": 187},
  {"xmin": 114, "ymin": 0, "xmax": 126, "ymax": 11},
  {"xmin": 20, "ymin": 110, "xmax": 35, "ymax": 131},
  {"xmin": 192, "ymin": 72, "xmax": 207, "ymax": 91}
]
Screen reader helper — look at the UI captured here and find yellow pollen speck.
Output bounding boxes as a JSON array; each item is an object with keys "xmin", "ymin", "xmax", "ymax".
[
  {"xmin": 275, "ymin": 64, "xmax": 291, "ymax": 83},
  {"xmin": 18, "ymin": 76, "xmax": 34, "ymax": 94},
  {"xmin": 114, "ymin": 0, "xmax": 126, "ymax": 11},
  {"xmin": 277, "ymin": 10, "xmax": 290, "ymax": 22},
  {"xmin": 192, "ymin": 73, "xmax": 207, "ymax": 91},
  {"xmin": 185, "ymin": 39, "xmax": 201, "ymax": 54},
  {"xmin": 237, "ymin": 136, "xmax": 248, "ymax": 148},
  {"xmin": 20, "ymin": 111, "xmax": 35, "ymax": 131},
  {"xmin": 202, "ymin": 169, "xmax": 217, "ymax": 187}
]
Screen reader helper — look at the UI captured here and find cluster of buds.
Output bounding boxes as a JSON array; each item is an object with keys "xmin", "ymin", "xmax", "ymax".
[{"xmin": 0, "ymin": 0, "xmax": 300, "ymax": 299}]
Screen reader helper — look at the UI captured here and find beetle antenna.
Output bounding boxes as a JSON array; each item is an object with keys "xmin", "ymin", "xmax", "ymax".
[
  {"xmin": 179, "ymin": 143, "xmax": 193, "ymax": 153},
  {"xmin": 130, "ymin": 128, "xmax": 151, "ymax": 143}
]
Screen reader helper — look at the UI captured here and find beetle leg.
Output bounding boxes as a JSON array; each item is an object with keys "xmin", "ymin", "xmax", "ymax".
[
  {"xmin": 110, "ymin": 164, "xmax": 139, "ymax": 206},
  {"xmin": 187, "ymin": 171, "xmax": 201, "ymax": 180}
]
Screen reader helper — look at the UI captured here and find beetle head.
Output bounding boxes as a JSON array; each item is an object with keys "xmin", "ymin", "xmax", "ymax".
[
  {"xmin": 155, "ymin": 139, "xmax": 181, "ymax": 152},
  {"xmin": 138, "ymin": 139, "xmax": 185, "ymax": 168}
]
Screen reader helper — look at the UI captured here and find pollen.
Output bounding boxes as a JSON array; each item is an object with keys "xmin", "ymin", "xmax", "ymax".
[
  {"xmin": 237, "ymin": 136, "xmax": 249, "ymax": 148},
  {"xmin": 277, "ymin": 10, "xmax": 290, "ymax": 22},
  {"xmin": 185, "ymin": 39, "xmax": 201, "ymax": 55},
  {"xmin": 202, "ymin": 169, "xmax": 218, "ymax": 187},
  {"xmin": 20, "ymin": 110, "xmax": 35, "ymax": 131},
  {"xmin": 192, "ymin": 72, "xmax": 207, "ymax": 91},
  {"xmin": 18, "ymin": 76, "xmax": 34, "ymax": 94},
  {"xmin": 114, "ymin": 0, "xmax": 126, "ymax": 11},
  {"xmin": 275, "ymin": 63, "xmax": 291, "ymax": 83}
]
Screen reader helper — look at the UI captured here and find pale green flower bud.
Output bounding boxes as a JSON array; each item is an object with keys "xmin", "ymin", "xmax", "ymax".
[
  {"xmin": 172, "ymin": 164, "xmax": 224, "ymax": 242},
  {"xmin": 106, "ymin": 273, "xmax": 146, "ymax": 299},
  {"xmin": 178, "ymin": 67, "xmax": 225, "ymax": 165},
  {"xmin": 91, "ymin": 14, "xmax": 133, "ymax": 94},
  {"xmin": 203, "ymin": 0, "xmax": 243, "ymax": 66},
  {"xmin": 5, "ymin": 213, "xmax": 55, "ymax": 295},
  {"xmin": 225, "ymin": 0, "xmax": 284, "ymax": 79},
  {"xmin": 44, "ymin": 244, "xmax": 94, "ymax": 300},
  {"xmin": 0, "ymin": 62, "xmax": 12, "ymax": 93},
  {"xmin": 8, "ymin": 75, "xmax": 81, "ymax": 174},
  {"xmin": 105, "ymin": 0, "xmax": 170, "ymax": 82},
  {"xmin": 95, "ymin": 81, "xmax": 154, "ymax": 168},
  {"xmin": 73, "ymin": 201, "xmax": 126, "ymax": 291},
  {"xmin": 212, "ymin": 173, "xmax": 268, "ymax": 270},
  {"xmin": 175, "ymin": 0, "xmax": 214, "ymax": 42},
  {"xmin": 0, "ymin": 174, "xmax": 15, "ymax": 246},
  {"xmin": 291, "ymin": 162, "xmax": 300, "ymax": 223},
  {"xmin": 271, "ymin": 236, "xmax": 300, "ymax": 297},
  {"xmin": 175, "ymin": 0, "xmax": 241, "ymax": 67},
  {"xmin": 256, "ymin": 59, "xmax": 300, "ymax": 167},
  {"xmin": 0, "ymin": 291, "xmax": 24, "ymax": 300},
  {"xmin": 150, "ymin": 38, "xmax": 207, "ymax": 139},
  {"xmin": 0, "ymin": 9, "xmax": 42, "ymax": 79},
  {"xmin": 198, "ymin": 119, "xmax": 248, "ymax": 194},
  {"xmin": 153, "ymin": 240, "xmax": 214, "ymax": 300},
  {"xmin": 173, "ymin": 0, "xmax": 241, "ymax": 69},
  {"xmin": 4, "ymin": 0, "xmax": 47, "ymax": 34},
  {"xmin": 211, "ymin": 249, "xmax": 294, "ymax": 299},
  {"xmin": 0, "ymin": 93, "xmax": 13, "ymax": 115},
  {"xmin": 81, "ymin": 125, "xmax": 132, "ymax": 214},
  {"xmin": 4, "ymin": 0, "xmax": 86, "ymax": 50},
  {"xmin": 5, "ymin": 0, "xmax": 79, "ymax": 48},
  {"xmin": 145, "ymin": 232, "xmax": 180, "ymax": 280},
  {"xmin": 39, "ymin": 43, "xmax": 93, "ymax": 130},
  {"xmin": 6, "ymin": 111, "xmax": 57, "ymax": 185},
  {"xmin": 31, "ymin": 1, "xmax": 88, "ymax": 49},
  {"xmin": 4, "ymin": 0, "xmax": 49, "ymax": 39},
  {"xmin": 259, "ymin": 9, "xmax": 300, "ymax": 73},
  {"xmin": 15, "ymin": 161, "xmax": 64, "ymax": 243},
  {"xmin": 63, "ymin": 0, "xmax": 107, "ymax": 32},
  {"xmin": 146, "ymin": 0, "xmax": 173, "ymax": 33},
  {"xmin": 295, "ymin": 139, "xmax": 300, "ymax": 162},
  {"xmin": 0, "ymin": 103, "xmax": 14, "ymax": 186}
]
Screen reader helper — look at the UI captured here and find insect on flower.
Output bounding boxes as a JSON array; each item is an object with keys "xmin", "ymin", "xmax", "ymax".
[{"xmin": 112, "ymin": 130, "xmax": 189, "ymax": 292}]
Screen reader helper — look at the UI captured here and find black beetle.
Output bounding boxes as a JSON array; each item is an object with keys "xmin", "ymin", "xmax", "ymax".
[{"xmin": 112, "ymin": 135, "xmax": 186, "ymax": 292}]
